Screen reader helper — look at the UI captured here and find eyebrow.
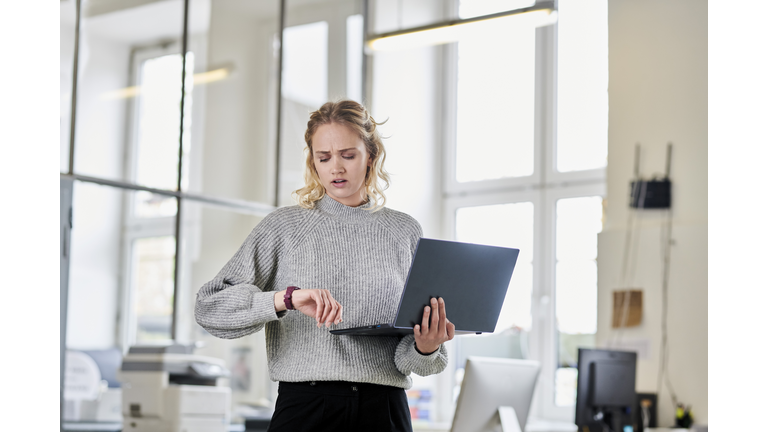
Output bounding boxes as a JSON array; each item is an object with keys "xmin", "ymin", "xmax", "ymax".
[{"xmin": 315, "ymin": 148, "xmax": 359, "ymax": 155}]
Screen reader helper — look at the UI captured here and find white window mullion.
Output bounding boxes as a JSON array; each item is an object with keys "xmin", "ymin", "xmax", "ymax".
[{"xmin": 533, "ymin": 187, "xmax": 560, "ymax": 420}]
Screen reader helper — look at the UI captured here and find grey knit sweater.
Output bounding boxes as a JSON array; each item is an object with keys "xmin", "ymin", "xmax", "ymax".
[{"xmin": 194, "ymin": 195, "xmax": 448, "ymax": 389}]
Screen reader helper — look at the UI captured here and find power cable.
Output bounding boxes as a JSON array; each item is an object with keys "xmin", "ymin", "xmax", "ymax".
[
  {"xmin": 656, "ymin": 207, "xmax": 678, "ymax": 408},
  {"xmin": 613, "ymin": 178, "xmax": 646, "ymax": 346}
]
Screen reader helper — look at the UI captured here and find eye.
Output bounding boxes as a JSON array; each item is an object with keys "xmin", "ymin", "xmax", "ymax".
[
  {"xmin": 319, "ymin": 158, "xmax": 329, "ymax": 163},
  {"xmin": 343, "ymin": 156, "xmax": 355, "ymax": 160}
]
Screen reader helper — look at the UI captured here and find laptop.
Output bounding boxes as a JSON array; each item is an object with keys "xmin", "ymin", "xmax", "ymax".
[{"xmin": 330, "ymin": 238, "xmax": 520, "ymax": 337}]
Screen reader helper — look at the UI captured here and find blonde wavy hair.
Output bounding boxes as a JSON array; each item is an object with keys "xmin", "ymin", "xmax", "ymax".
[{"xmin": 293, "ymin": 100, "xmax": 390, "ymax": 211}]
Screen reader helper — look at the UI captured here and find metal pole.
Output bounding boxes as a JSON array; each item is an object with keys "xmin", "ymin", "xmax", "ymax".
[
  {"xmin": 62, "ymin": 174, "xmax": 276, "ymax": 216},
  {"xmin": 362, "ymin": 0, "xmax": 369, "ymax": 103},
  {"xmin": 171, "ymin": 0, "xmax": 190, "ymax": 341},
  {"xmin": 67, "ymin": 0, "xmax": 82, "ymax": 175},
  {"xmin": 63, "ymin": 2, "xmax": 81, "ymax": 428},
  {"xmin": 274, "ymin": 0, "xmax": 286, "ymax": 208}
]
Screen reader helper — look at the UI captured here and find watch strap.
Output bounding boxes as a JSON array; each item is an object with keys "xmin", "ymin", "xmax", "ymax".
[{"xmin": 284, "ymin": 286, "xmax": 300, "ymax": 310}]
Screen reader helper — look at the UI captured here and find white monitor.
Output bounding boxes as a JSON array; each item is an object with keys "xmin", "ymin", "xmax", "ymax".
[{"xmin": 451, "ymin": 356, "xmax": 541, "ymax": 432}]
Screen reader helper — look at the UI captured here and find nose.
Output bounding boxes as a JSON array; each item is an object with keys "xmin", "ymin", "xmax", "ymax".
[{"xmin": 331, "ymin": 157, "xmax": 345, "ymax": 174}]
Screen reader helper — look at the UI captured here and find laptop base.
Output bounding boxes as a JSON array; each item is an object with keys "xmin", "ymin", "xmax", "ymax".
[
  {"xmin": 329, "ymin": 324, "xmax": 483, "ymax": 337},
  {"xmin": 329, "ymin": 324, "xmax": 413, "ymax": 336}
]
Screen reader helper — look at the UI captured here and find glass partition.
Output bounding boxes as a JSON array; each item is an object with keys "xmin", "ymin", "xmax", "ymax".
[
  {"xmin": 184, "ymin": 0, "xmax": 278, "ymax": 205},
  {"xmin": 178, "ymin": 200, "xmax": 271, "ymax": 419},
  {"xmin": 73, "ymin": 0, "xmax": 185, "ymax": 185},
  {"xmin": 67, "ymin": 181, "xmax": 127, "ymax": 350},
  {"xmin": 278, "ymin": 20, "xmax": 329, "ymax": 206}
]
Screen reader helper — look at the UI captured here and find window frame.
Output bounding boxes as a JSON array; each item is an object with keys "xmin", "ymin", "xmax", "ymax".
[{"xmin": 441, "ymin": 2, "xmax": 607, "ymax": 422}]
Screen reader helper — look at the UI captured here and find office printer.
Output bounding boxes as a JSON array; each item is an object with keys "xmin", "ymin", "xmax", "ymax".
[{"xmin": 117, "ymin": 344, "xmax": 231, "ymax": 432}]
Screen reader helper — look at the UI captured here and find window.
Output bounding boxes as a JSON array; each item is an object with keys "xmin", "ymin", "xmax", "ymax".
[
  {"xmin": 444, "ymin": 0, "xmax": 607, "ymax": 421},
  {"xmin": 121, "ymin": 45, "xmax": 194, "ymax": 346},
  {"xmin": 129, "ymin": 47, "xmax": 194, "ymax": 218}
]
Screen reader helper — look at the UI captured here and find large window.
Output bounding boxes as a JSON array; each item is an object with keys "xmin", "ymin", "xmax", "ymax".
[
  {"xmin": 445, "ymin": 0, "xmax": 607, "ymax": 421},
  {"xmin": 121, "ymin": 45, "xmax": 193, "ymax": 346}
]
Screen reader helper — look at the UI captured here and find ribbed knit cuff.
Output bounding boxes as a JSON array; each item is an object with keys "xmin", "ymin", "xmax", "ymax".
[
  {"xmin": 395, "ymin": 334, "xmax": 448, "ymax": 377},
  {"xmin": 251, "ymin": 291, "xmax": 283, "ymax": 323}
]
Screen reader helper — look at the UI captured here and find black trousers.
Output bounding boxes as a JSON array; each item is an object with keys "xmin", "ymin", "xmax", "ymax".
[{"xmin": 268, "ymin": 381, "xmax": 413, "ymax": 432}]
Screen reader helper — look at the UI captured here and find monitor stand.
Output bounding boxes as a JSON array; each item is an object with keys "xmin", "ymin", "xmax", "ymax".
[{"xmin": 494, "ymin": 406, "xmax": 522, "ymax": 432}]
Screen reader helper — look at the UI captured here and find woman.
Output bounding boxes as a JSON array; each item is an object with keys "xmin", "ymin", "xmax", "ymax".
[{"xmin": 195, "ymin": 100, "xmax": 454, "ymax": 432}]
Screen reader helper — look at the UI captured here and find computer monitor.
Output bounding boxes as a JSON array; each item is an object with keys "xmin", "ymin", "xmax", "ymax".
[
  {"xmin": 575, "ymin": 348, "xmax": 637, "ymax": 432},
  {"xmin": 451, "ymin": 357, "xmax": 540, "ymax": 432}
]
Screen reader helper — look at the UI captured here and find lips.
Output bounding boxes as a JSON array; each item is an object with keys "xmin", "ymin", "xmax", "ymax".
[{"xmin": 331, "ymin": 179, "xmax": 347, "ymax": 188}]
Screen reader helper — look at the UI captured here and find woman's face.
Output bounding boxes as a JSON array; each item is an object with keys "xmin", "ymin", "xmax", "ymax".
[{"xmin": 311, "ymin": 122, "xmax": 372, "ymax": 207}]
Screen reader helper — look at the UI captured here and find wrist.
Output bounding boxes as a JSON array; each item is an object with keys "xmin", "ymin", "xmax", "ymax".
[
  {"xmin": 415, "ymin": 342, "xmax": 439, "ymax": 356},
  {"xmin": 274, "ymin": 290, "xmax": 287, "ymax": 312}
]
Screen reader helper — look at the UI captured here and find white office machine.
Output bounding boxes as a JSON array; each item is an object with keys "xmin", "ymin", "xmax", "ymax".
[
  {"xmin": 451, "ymin": 357, "xmax": 541, "ymax": 432},
  {"xmin": 64, "ymin": 350, "xmax": 123, "ymax": 422},
  {"xmin": 117, "ymin": 344, "xmax": 231, "ymax": 432}
]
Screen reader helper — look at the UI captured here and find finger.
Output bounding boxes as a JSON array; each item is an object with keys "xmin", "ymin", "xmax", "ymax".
[
  {"xmin": 326, "ymin": 294, "xmax": 338, "ymax": 327},
  {"xmin": 311, "ymin": 291, "xmax": 322, "ymax": 323},
  {"xmin": 438, "ymin": 297, "xmax": 447, "ymax": 335},
  {"xmin": 413, "ymin": 324, "xmax": 421, "ymax": 338},
  {"xmin": 326, "ymin": 292, "xmax": 339, "ymax": 325},
  {"xmin": 317, "ymin": 291, "xmax": 330, "ymax": 327},
  {"xmin": 447, "ymin": 319, "xmax": 455, "ymax": 340},
  {"xmin": 430, "ymin": 298, "xmax": 439, "ymax": 335},
  {"xmin": 421, "ymin": 304, "xmax": 431, "ymax": 333},
  {"xmin": 320, "ymin": 290, "xmax": 332, "ymax": 327},
  {"xmin": 334, "ymin": 301, "xmax": 343, "ymax": 324}
]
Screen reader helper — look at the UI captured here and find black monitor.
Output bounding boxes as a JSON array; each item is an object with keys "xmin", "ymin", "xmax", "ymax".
[{"xmin": 575, "ymin": 348, "xmax": 637, "ymax": 432}]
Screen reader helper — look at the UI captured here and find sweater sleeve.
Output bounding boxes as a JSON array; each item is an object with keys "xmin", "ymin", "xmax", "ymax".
[
  {"xmin": 194, "ymin": 211, "xmax": 290, "ymax": 339},
  {"xmin": 394, "ymin": 335, "xmax": 448, "ymax": 377}
]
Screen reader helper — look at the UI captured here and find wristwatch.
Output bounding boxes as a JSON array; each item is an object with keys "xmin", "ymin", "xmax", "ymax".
[{"xmin": 284, "ymin": 286, "xmax": 301, "ymax": 310}]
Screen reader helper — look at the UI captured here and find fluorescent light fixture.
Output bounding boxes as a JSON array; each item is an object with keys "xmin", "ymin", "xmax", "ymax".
[
  {"xmin": 101, "ymin": 65, "xmax": 233, "ymax": 100},
  {"xmin": 367, "ymin": 0, "xmax": 557, "ymax": 52},
  {"xmin": 192, "ymin": 67, "xmax": 231, "ymax": 85}
]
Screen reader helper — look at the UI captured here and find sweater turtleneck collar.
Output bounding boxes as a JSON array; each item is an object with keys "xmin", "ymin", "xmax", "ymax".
[{"xmin": 315, "ymin": 194, "xmax": 379, "ymax": 223}]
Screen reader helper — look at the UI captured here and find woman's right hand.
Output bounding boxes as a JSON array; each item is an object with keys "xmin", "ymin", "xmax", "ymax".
[{"xmin": 274, "ymin": 289, "xmax": 343, "ymax": 328}]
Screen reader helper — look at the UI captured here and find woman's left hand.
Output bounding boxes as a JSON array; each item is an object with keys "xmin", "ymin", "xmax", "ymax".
[{"xmin": 414, "ymin": 297, "xmax": 455, "ymax": 354}]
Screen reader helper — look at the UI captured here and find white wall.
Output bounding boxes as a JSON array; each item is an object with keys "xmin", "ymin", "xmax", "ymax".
[{"xmin": 598, "ymin": 0, "xmax": 707, "ymax": 425}]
